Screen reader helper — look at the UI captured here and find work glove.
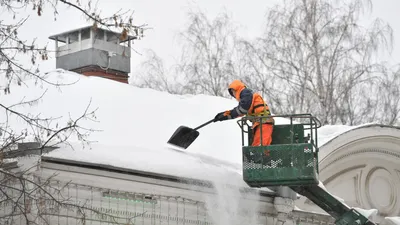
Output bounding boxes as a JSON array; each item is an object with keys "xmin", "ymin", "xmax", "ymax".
[{"xmin": 214, "ymin": 111, "xmax": 231, "ymax": 122}]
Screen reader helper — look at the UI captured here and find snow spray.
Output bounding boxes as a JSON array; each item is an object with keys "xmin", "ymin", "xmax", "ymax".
[{"xmin": 199, "ymin": 164, "xmax": 263, "ymax": 225}]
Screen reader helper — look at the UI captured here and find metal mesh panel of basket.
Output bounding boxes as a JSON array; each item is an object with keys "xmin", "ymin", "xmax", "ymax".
[{"xmin": 243, "ymin": 144, "xmax": 314, "ymax": 171}]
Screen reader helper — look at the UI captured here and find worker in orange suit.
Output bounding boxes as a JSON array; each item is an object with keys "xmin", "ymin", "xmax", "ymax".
[{"xmin": 214, "ymin": 80, "xmax": 274, "ymax": 146}]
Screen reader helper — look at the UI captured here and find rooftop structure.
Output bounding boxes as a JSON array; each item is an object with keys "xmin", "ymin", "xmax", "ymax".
[{"xmin": 49, "ymin": 25, "xmax": 138, "ymax": 83}]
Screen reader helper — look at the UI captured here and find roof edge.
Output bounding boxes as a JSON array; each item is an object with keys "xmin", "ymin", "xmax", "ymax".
[
  {"xmin": 320, "ymin": 123, "xmax": 400, "ymax": 148},
  {"xmin": 40, "ymin": 156, "xmax": 277, "ymax": 197},
  {"xmin": 48, "ymin": 25, "xmax": 137, "ymax": 42}
]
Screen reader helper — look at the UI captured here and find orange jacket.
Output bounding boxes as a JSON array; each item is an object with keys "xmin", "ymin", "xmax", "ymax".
[{"xmin": 226, "ymin": 80, "xmax": 274, "ymax": 127}]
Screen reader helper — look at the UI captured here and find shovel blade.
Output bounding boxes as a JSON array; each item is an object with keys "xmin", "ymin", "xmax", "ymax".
[{"xmin": 167, "ymin": 126, "xmax": 200, "ymax": 149}]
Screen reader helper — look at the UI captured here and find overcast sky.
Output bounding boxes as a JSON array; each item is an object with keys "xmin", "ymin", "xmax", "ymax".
[{"xmin": 3, "ymin": 0, "xmax": 400, "ymax": 81}]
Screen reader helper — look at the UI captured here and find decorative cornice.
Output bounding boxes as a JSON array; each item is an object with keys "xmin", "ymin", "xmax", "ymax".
[
  {"xmin": 312, "ymin": 125, "xmax": 400, "ymax": 220},
  {"xmin": 319, "ymin": 124, "xmax": 400, "ymax": 149},
  {"xmin": 321, "ymin": 148, "xmax": 400, "ymax": 172}
]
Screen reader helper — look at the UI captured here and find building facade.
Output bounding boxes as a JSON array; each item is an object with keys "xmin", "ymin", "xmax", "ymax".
[{"xmin": 4, "ymin": 125, "xmax": 400, "ymax": 224}]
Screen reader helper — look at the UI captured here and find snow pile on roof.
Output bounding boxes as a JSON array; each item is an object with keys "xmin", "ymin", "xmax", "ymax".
[
  {"xmin": 353, "ymin": 207, "xmax": 378, "ymax": 220},
  {"xmin": 317, "ymin": 123, "xmax": 378, "ymax": 147},
  {"xmin": 383, "ymin": 217, "xmax": 400, "ymax": 225},
  {"xmin": 1, "ymin": 69, "xmax": 369, "ymax": 180},
  {"xmin": 0, "ymin": 69, "xmax": 285, "ymax": 179},
  {"xmin": 317, "ymin": 125, "xmax": 357, "ymax": 147}
]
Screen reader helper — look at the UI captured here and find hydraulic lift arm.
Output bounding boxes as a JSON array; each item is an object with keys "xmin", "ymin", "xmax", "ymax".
[{"xmin": 291, "ymin": 184, "xmax": 376, "ymax": 225}]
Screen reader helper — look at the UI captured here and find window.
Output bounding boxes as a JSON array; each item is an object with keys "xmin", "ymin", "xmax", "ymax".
[
  {"xmin": 93, "ymin": 29, "xmax": 104, "ymax": 40},
  {"xmin": 68, "ymin": 31, "xmax": 79, "ymax": 44},
  {"xmin": 81, "ymin": 28, "xmax": 90, "ymax": 40}
]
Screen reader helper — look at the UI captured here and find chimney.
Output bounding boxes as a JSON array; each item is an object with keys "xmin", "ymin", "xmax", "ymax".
[{"xmin": 49, "ymin": 25, "xmax": 137, "ymax": 84}]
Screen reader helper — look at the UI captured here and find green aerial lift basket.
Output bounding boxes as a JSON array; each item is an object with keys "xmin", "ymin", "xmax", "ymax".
[
  {"xmin": 237, "ymin": 114, "xmax": 322, "ymax": 187},
  {"xmin": 237, "ymin": 114, "xmax": 377, "ymax": 225}
]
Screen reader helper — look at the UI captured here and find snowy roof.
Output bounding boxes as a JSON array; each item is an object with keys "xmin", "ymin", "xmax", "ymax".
[
  {"xmin": 48, "ymin": 24, "xmax": 137, "ymax": 43},
  {"xmin": 1, "ymin": 69, "xmax": 374, "ymax": 181}
]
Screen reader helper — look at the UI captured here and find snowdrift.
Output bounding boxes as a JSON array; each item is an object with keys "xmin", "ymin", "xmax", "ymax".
[
  {"xmin": 1, "ymin": 69, "xmax": 373, "ymax": 179},
  {"xmin": 1, "ymin": 69, "xmax": 285, "ymax": 180}
]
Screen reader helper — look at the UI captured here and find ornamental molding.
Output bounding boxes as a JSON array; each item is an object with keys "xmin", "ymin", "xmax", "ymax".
[{"xmin": 297, "ymin": 125, "xmax": 400, "ymax": 222}]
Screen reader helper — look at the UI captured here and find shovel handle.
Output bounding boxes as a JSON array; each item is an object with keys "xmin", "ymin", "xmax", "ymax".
[{"xmin": 194, "ymin": 118, "xmax": 217, "ymax": 130}]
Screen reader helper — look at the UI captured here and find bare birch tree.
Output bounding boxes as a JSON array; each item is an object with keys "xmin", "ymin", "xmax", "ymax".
[
  {"xmin": 356, "ymin": 66, "xmax": 400, "ymax": 125},
  {"xmin": 177, "ymin": 10, "xmax": 241, "ymax": 97},
  {"xmin": 131, "ymin": 9, "xmax": 242, "ymax": 97},
  {"xmin": 0, "ymin": 0, "xmax": 147, "ymax": 223},
  {"xmin": 131, "ymin": 49, "xmax": 187, "ymax": 94},
  {"xmin": 240, "ymin": 0, "xmax": 394, "ymax": 125},
  {"xmin": 379, "ymin": 69, "xmax": 400, "ymax": 125},
  {"xmin": 131, "ymin": 1, "xmax": 399, "ymax": 125}
]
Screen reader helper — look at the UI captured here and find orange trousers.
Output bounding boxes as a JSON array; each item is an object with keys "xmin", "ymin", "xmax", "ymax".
[{"xmin": 252, "ymin": 124, "xmax": 273, "ymax": 146}]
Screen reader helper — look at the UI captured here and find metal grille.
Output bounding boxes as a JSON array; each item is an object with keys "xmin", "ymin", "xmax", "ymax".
[{"xmin": 242, "ymin": 144, "xmax": 318, "ymax": 186}]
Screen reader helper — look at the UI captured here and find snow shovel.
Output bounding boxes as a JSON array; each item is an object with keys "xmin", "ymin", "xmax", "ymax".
[{"xmin": 167, "ymin": 118, "xmax": 217, "ymax": 149}]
